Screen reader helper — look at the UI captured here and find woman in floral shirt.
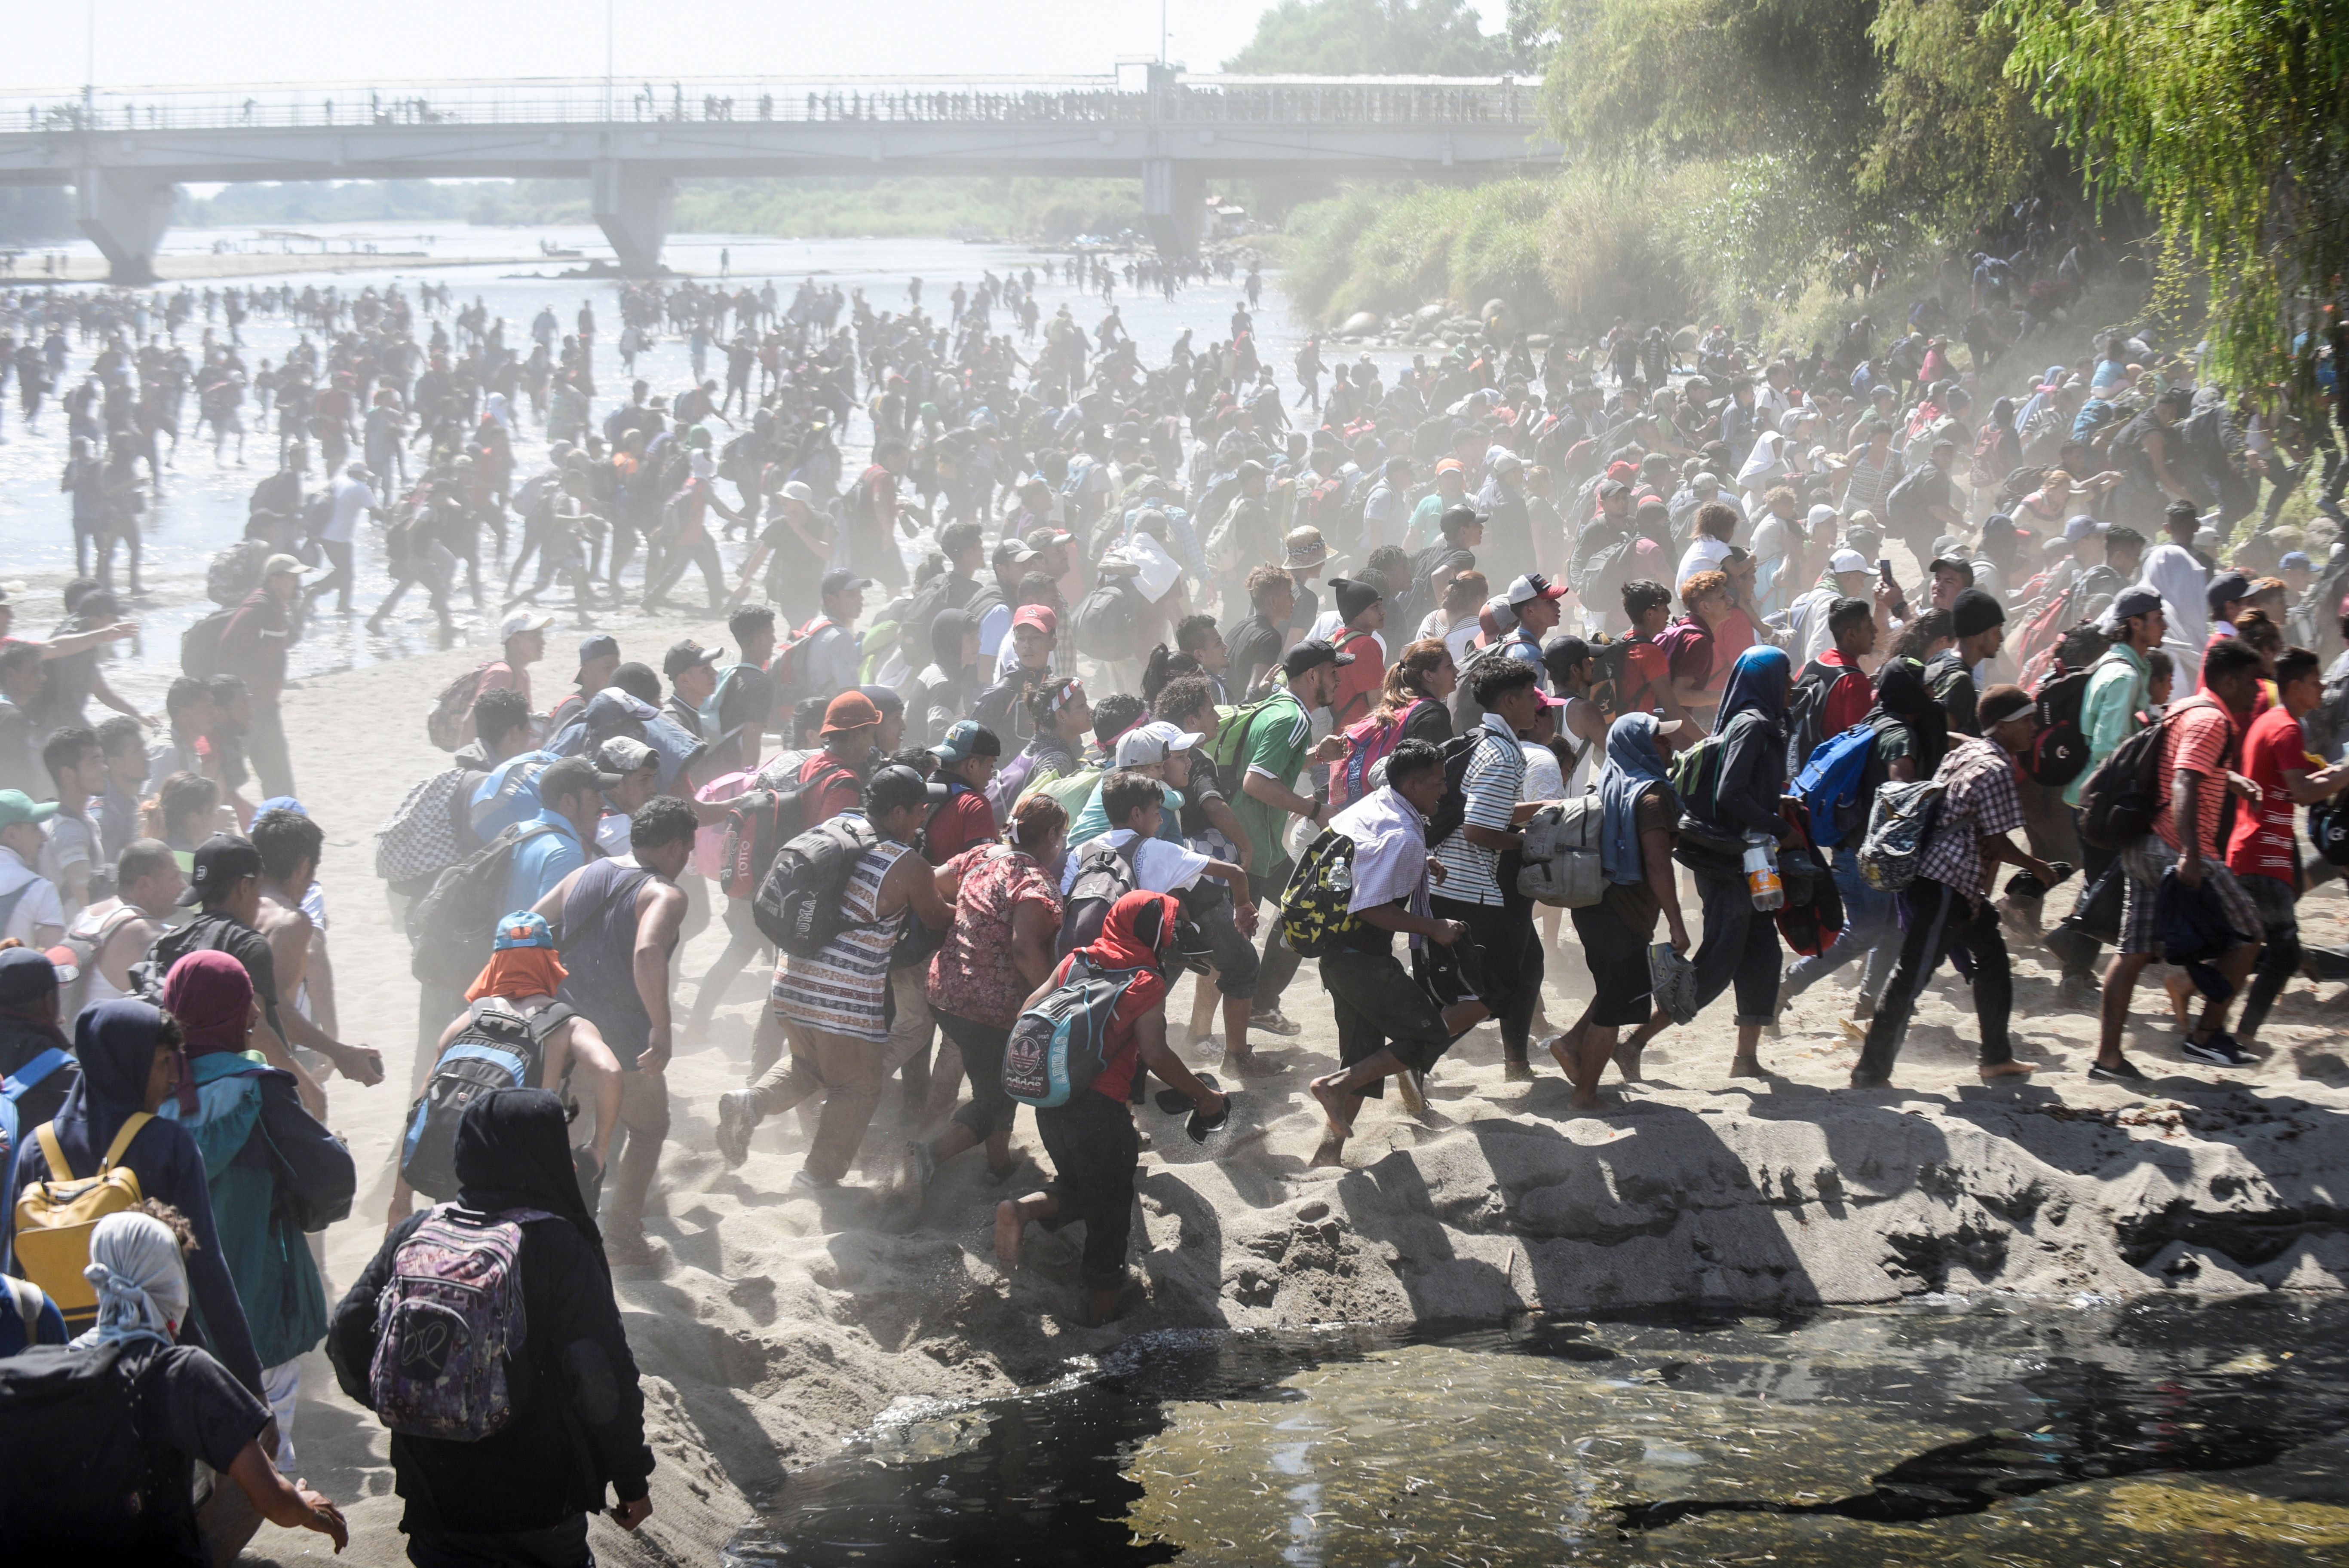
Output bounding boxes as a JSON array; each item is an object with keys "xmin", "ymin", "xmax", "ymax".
[{"xmin": 908, "ymin": 793, "xmax": 1069, "ymax": 1187}]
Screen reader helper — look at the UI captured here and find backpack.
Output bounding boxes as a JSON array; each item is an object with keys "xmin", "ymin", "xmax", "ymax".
[
  {"xmin": 1055, "ymin": 835, "xmax": 1141, "ymax": 959},
  {"xmin": 54, "ymin": 905, "xmax": 142, "ymax": 1022},
  {"xmin": 1328, "ymin": 700, "xmax": 1427, "ymax": 812},
  {"xmin": 768, "ymin": 616, "xmax": 837, "ymax": 707},
  {"xmin": 1326, "ymin": 629, "xmax": 1383, "ymax": 729},
  {"xmin": 1856, "ymin": 778, "xmax": 1945, "ymax": 891},
  {"xmin": 719, "ymin": 755, "xmax": 858, "ymax": 901},
  {"xmin": 754, "ymin": 813, "xmax": 880, "ymax": 954},
  {"xmin": 367, "ymin": 1206, "xmax": 552, "ymax": 1442},
  {"xmin": 206, "ymin": 537, "xmax": 271, "ymax": 606},
  {"xmin": 1001, "ymin": 957, "xmax": 1149, "ymax": 1109},
  {"xmin": 1202, "ymin": 492, "xmax": 1251, "ymax": 576},
  {"xmin": 2009, "ymin": 585, "xmax": 2084, "ymax": 684},
  {"xmin": 1883, "ymin": 462, "xmax": 1941, "ymax": 536},
  {"xmin": 1792, "ymin": 724, "xmax": 1879, "ymax": 848},
  {"xmin": 1072, "ymin": 578, "xmax": 1146, "ymax": 664},
  {"xmin": 1782, "ymin": 658, "xmax": 1847, "ymax": 778},
  {"xmin": 2309, "ymin": 794, "xmax": 2349, "ymax": 868},
  {"xmin": 2076, "ymin": 707, "xmax": 2182, "ymax": 851},
  {"xmin": 1421, "ymin": 729, "xmax": 1488, "ymax": 848},
  {"xmin": 1516, "ymin": 795, "xmax": 1606, "ymax": 907},
  {"xmin": 0, "ymin": 1341, "xmax": 169, "ymax": 1559},
  {"xmin": 0, "ymin": 1049, "xmax": 72, "ymax": 1169},
  {"xmin": 180, "ymin": 606, "xmax": 236, "ymax": 681},
  {"xmin": 398, "ymin": 1001, "xmax": 575, "ymax": 1202},
  {"xmin": 10, "ymin": 1114, "xmax": 153, "ymax": 1331},
  {"xmin": 1277, "ymin": 829, "xmax": 1364, "ymax": 958},
  {"xmin": 1650, "ymin": 619, "xmax": 1714, "ymax": 694},
  {"xmin": 2025, "ymin": 662, "xmax": 2095, "ymax": 787},
  {"xmin": 375, "ymin": 767, "xmax": 470, "ymax": 891},
  {"xmin": 1203, "ymin": 694, "xmax": 1288, "ymax": 784},
  {"xmin": 426, "ymin": 662, "xmax": 494, "ymax": 752},
  {"xmin": 405, "ymin": 821, "xmax": 560, "ymax": 987}
]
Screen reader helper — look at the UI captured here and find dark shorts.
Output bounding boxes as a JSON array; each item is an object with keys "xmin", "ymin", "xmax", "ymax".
[
  {"xmin": 1180, "ymin": 882, "xmax": 1260, "ymax": 999},
  {"xmin": 1570, "ymin": 900, "xmax": 1654, "ymax": 1027},
  {"xmin": 1320, "ymin": 945, "xmax": 1452, "ymax": 1096},
  {"xmin": 935, "ymin": 1008, "xmax": 1017, "ymax": 1141}
]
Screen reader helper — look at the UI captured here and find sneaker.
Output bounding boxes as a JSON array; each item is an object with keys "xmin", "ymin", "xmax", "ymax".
[
  {"xmin": 790, "ymin": 1167, "xmax": 840, "ymax": 1191},
  {"xmin": 2181, "ymin": 1033, "xmax": 2254, "ymax": 1067},
  {"xmin": 1248, "ymin": 1009, "xmax": 1303, "ymax": 1037},
  {"xmin": 2088, "ymin": 1056, "xmax": 2151, "ymax": 1083},
  {"xmin": 715, "ymin": 1090, "xmax": 760, "ymax": 1168}
]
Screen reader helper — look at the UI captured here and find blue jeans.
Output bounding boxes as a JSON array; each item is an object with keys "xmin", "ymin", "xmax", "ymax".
[{"xmin": 1781, "ymin": 847, "xmax": 1900, "ymax": 1009}]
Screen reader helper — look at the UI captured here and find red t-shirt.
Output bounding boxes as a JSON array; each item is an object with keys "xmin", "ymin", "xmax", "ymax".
[
  {"xmin": 1818, "ymin": 649, "xmax": 1875, "ymax": 737},
  {"xmin": 1050, "ymin": 949, "xmax": 1164, "ymax": 1104},
  {"xmin": 800, "ymin": 750, "xmax": 863, "ymax": 826},
  {"xmin": 925, "ymin": 784, "xmax": 998, "ymax": 863},
  {"xmin": 2226, "ymin": 705, "xmax": 2309, "ymax": 884},
  {"xmin": 2155, "ymin": 695, "xmax": 2239, "ymax": 857},
  {"xmin": 1702, "ymin": 608, "xmax": 1758, "ymax": 698},
  {"xmin": 1622, "ymin": 640, "xmax": 1672, "ymax": 714}
]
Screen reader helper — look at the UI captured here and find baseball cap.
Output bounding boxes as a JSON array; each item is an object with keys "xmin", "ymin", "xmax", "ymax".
[
  {"xmin": 822, "ymin": 690, "xmax": 882, "ymax": 733},
  {"xmin": 596, "ymin": 736, "xmax": 657, "ymax": 775},
  {"xmin": 2205, "ymin": 570, "xmax": 2251, "ymax": 615},
  {"xmin": 1828, "ymin": 548, "xmax": 1871, "ymax": 575},
  {"xmin": 867, "ymin": 763, "xmax": 951, "ymax": 816},
  {"xmin": 2281, "ymin": 551, "xmax": 2315, "ymax": 572},
  {"xmin": 501, "ymin": 608, "xmax": 555, "ymax": 640},
  {"xmin": 540, "ymin": 755, "xmax": 624, "ymax": 800},
  {"xmin": 255, "ymin": 796, "xmax": 305, "ymax": 818},
  {"xmin": 662, "ymin": 640, "xmax": 722, "ymax": 679},
  {"xmin": 2107, "ymin": 584, "xmax": 2165, "ymax": 624},
  {"xmin": 1491, "ymin": 451, "xmax": 1524, "ymax": 475},
  {"xmin": 2062, "ymin": 514, "xmax": 2109, "ymax": 542},
  {"xmin": 573, "ymin": 632, "xmax": 620, "ymax": 681},
  {"xmin": 779, "ymin": 479, "xmax": 814, "ymax": 504},
  {"xmin": 261, "ymin": 553, "xmax": 307, "ymax": 579},
  {"xmin": 1504, "ymin": 573, "xmax": 1568, "ymax": 607},
  {"xmin": 1011, "ymin": 605, "xmax": 1058, "ymax": 637},
  {"xmin": 176, "ymin": 833, "xmax": 263, "ymax": 906},
  {"xmin": 493, "ymin": 911, "xmax": 558, "ymax": 952},
  {"xmin": 930, "ymin": 719, "xmax": 1003, "ymax": 765},
  {"xmin": 1115, "ymin": 720, "xmax": 1204, "ymax": 769},
  {"xmin": 992, "ymin": 538, "xmax": 1040, "ymax": 568},
  {"xmin": 1433, "ymin": 458, "xmax": 1465, "ymax": 476},
  {"xmin": 0, "ymin": 789, "xmax": 60, "ymax": 832},
  {"xmin": 820, "ymin": 567, "xmax": 874, "ymax": 597},
  {"xmin": 1807, "ymin": 504, "xmax": 1840, "ymax": 529},
  {"xmin": 1282, "ymin": 638, "xmax": 1354, "ymax": 680}
]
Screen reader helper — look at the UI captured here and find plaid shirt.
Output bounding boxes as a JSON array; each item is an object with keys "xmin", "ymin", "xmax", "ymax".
[{"xmin": 1917, "ymin": 736, "xmax": 2025, "ymax": 897}]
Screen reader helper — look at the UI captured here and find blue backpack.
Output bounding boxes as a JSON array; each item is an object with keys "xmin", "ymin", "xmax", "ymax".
[
  {"xmin": 0, "ymin": 1049, "xmax": 73, "ymax": 1168},
  {"xmin": 1001, "ymin": 958, "xmax": 1148, "ymax": 1109},
  {"xmin": 1793, "ymin": 724, "xmax": 1880, "ymax": 848}
]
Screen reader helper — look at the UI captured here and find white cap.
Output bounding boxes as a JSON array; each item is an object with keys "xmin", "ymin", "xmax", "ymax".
[
  {"xmin": 1828, "ymin": 548, "xmax": 1871, "ymax": 575},
  {"xmin": 1808, "ymin": 504, "xmax": 1841, "ymax": 528},
  {"xmin": 781, "ymin": 479, "xmax": 814, "ymax": 503},
  {"xmin": 1114, "ymin": 720, "xmax": 1203, "ymax": 769},
  {"xmin": 501, "ymin": 609, "xmax": 556, "ymax": 640}
]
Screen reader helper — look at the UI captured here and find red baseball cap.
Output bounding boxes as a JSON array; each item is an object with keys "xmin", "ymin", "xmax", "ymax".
[{"xmin": 1011, "ymin": 605, "xmax": 1058, "ymax": 636}]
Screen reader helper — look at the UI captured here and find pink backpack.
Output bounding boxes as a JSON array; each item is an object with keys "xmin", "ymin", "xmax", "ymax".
[{"xmin": 691, "ymin": 766, "xmax": 761, "ymax": 879}]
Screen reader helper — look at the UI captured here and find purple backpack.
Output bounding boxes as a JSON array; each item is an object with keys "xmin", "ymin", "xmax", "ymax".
[{"xmin": 369, "ymin": 1206, "xmax": 552, "ymax": 1441}]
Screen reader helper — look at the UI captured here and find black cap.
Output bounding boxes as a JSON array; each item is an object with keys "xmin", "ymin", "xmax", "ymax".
[
  {"xmin": 1440, "ymin": 503, "xmax": 1484, "ymax": 537},
  {"xmin": 178, "ymin": 833, "xmax": 263, "ymax": 906},
  {"xmin": 662, "ymin": 640, "xmax": 722, "ymax": 679},
  {"xmin": 867, "ymin": 763, "xmax": 951, "ymax": 816},
  {"xmin": 541, "ymin": 755, "xmax": 624, "ymax": 802},
  {"xmin": 574, "ymin": 632, "xmax": 620, "ymax": 683},
  {"xmin": 821, "ymin": 567, "xmax": 876, "ymax": 596},
  {"xmin": 1282, "ymin": 638, "xmax": 1355, "ymax": 680},
  {"xmin": 2205, "ymin": 570, "xmax": 2251, "ymax": 616}
]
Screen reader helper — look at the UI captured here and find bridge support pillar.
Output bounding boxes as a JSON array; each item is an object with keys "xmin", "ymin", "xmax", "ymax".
[
  {"xmin": 592, "ymin": 160, "xmax": 672, "ymax": 278},
  {"xmin": 76, "ymin": 166, "xmax": 174, "ymax": 286},
  {"xmin": 1141, "ymin": 159, "xmax": 1202, "ymax": 260}
]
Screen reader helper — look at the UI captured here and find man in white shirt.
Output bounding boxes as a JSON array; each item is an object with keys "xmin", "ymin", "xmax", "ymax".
[
  {"xmin": 306, "ymin": 461, "xmax": 379, "ymax": 615},
  {"xmin": 1360, "ymin": 458, "xmax": 1416, "ymax": 551},
  {"xmin": 1788, "ymin": 549, "xmax": 1878, "ymax": 666},
  {"xmin": 0, "ymin": 790, "xmax": 65, "ymax": 949}
]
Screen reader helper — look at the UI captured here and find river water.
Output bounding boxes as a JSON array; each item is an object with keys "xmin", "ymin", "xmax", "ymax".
[
  {"xmin": 0, "ymin": 220, "xmax": 1357, "ymax": 712},
  {"xmin": 727, "ymin": 1295, "xmax": 2349, "ymax": 1566}
]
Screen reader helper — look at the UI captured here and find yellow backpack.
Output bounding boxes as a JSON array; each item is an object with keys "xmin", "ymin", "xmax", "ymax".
[{"xmin": 12, "ymin": 1113, "xmax": 152, "ymax": 1330}]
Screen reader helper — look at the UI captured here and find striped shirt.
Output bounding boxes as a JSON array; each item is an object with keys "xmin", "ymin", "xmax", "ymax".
[
  {"xmin": 1432, "ymin": 714, "xmax": 1526, "ymax": 908},
  {"xmin": 770, "ymin": 824, "xmax": 912, "ymax": 1043}
]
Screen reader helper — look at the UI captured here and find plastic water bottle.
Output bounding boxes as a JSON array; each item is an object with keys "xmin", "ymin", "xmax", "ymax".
[
  {"xmin": 1327, "ymin": 857, "xmax": 1352, "ymax": 894},
  {"xmin": 1743, "ymin": 833, "xmax": 1784, "ymax": 911}
]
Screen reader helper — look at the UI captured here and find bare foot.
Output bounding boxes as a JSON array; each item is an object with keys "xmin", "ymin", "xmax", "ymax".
[
  {"xmin": 1542, "ymin": 1029, "xmax": 1581, "ymax": 1078},
  {"xmin": 1979, "ymin": 1060, "xmax": 2036, "ymax": 1080},
  {"xmin": 1309, "ymin": 1132, "xmax": 1348, "ymax": 1168},
  {"xmin": 1308, "ymin": 1073, "xmax": 1359, "ymax": 1140},
  {"xmin": 994, "ymin": 1200, "xmax": 1024, "ymax": 1268},
  {"xmin": 1612, "ymin": 1042, "xmax": 1644, "ymax": 1082},
  {"xmin": 1728, "ymin": 1055, "xmax": 1768, "ymax": 1078},
  {"xmin": 1083, "ymin": 1284, "xmax": 1124, "ymax": 1326}
]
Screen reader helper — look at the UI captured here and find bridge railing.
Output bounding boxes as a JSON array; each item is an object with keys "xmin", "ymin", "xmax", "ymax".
[{"xmin": 0, "ymin": 75, "xmax": 1539, "ymax": 135}]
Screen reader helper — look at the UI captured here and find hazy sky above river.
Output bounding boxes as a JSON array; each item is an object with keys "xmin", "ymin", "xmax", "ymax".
[{"xmin": 3, "ymin": 0, "xmax": 1511, "ymax": 89}]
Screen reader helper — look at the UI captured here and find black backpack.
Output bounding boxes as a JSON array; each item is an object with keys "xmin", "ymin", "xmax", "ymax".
[
  {"xmin": 1782, "ymin": 658, "xmax": 1843, "ymax": 778},
  {"xmin": 2311, "ymin": 795, "xmax": 2349, "ymax": 868},
  {"xmin": 1883, "ymin": 462, "xmax": 1941, "ymax": 535},
  {"xmin": 1072, "ymin": 578, "xmax": 1146, "ymax": 664},
  {"xmin": 180, "ymin": 606, "xmax": 236, "ymax": 681},
  {"xmin": 405, "ymin": 821, "xmax": 561, "ymax": 986},
  {"xmin": 1055, "ymin": 835, "xmax": 1141, "ymax": 959},
  {"xmin": 2076, "ymin": 709, "xmax": 2180, "ymax": 851},
  {"xmin": 754, "ymin": 814, "xmax": 880, "ymax": 955},
  {"xmin": 0, "ymin": 1340, "xmax": 170, "ymax": 1559},
  {"xmin": 1421, "ymin": 730, "xmax": 1488, "ymax": 848},
  {"xmin": 2024, "ymin": 663, "xmax": 2096, "ymax": 786},
  {"xmin": 398, "ymin": 999, "xmax": 575, "ymax": 1201}
]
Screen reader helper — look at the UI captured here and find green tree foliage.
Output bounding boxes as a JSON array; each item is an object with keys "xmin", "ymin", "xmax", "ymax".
[
  {"xmin": 1862, "ymin": 0, "xmax": 2055, "ymax": 230},
  {"xmin": 1223, "ymin": 0, "xmax": 1518, "ymax": 74},
  {"xmin": 1998, "ymin": 0, "xmax": 2349, "ymax": 386}
]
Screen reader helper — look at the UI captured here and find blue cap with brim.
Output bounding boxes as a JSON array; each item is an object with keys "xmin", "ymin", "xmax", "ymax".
[{"xmin": 493, "ymin": 911, "xmax": 558, "ymax": 951}]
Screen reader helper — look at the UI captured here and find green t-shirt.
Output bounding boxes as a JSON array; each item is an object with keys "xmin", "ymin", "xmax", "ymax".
[{"xmin": 1223, "ymin": 691, "xmax": 1314, "ymax": 876}]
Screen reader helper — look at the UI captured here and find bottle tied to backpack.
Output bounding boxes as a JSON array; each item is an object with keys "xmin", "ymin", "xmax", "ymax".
[{"xmin": 1742, "ymin": 832, "xmax": 1785, "ymax": 911}]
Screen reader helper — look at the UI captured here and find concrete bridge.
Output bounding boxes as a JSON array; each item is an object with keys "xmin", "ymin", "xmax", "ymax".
[{"xmin": 0, "ymin": 65, "xmax": 1560, "ymax": 282}]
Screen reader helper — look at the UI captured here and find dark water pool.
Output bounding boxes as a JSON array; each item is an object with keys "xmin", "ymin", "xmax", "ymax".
[{"xmin": 726, "ymin": 1295, "xmax": 2349, "ymax": 1566}]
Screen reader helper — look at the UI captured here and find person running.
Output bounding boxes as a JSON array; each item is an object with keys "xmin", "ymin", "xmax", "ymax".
[
  {"xmin": 1307, "ymin": 740, "xmax": 1490, "ymax": 1160},
  {"xmin": 2232, "ymin": 647, "xmax": 2349, "ymax": 1045},
  {"xmin": 531, "ymin": 796, "xmax": 694, "ymax": 1265},
  {"xmin": 1230, "ymin": 640, "xmax": 1354, "ymax": 1038},
  {"xmin": 328, "ymin": 1089, "xmax": 655, "ymax": 1563},
  {"xmin": 714, "ymin": 766, "xmax": 954, "ymax": 1188},
  {"xmin": 992, "ymin": 891, "xmax": 1228, "ymax": 1324}
]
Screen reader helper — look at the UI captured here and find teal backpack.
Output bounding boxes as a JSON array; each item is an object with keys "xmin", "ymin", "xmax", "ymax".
[{"xmin": 1001, "ymin": 958, "xmax": 1148, "ymax": 1109}]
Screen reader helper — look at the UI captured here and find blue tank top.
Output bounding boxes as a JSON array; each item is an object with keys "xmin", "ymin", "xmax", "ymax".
[{"xmin": 556, "ymin": 858, "xmax": 659, "ymax": 1068}]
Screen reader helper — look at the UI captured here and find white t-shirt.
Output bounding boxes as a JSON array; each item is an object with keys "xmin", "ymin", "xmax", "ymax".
[
  {"xmin": 1058, "ymin": 828, "xmax": 1209, "ymax": 897},
  {"xmin": 1415, "ymin": 609, "xmax": 1482, "ymax": 671},
  {"xmin": 1675, "ymin": 536, "xmax": 1734, "ymax": 590},
  {"xmin": 1520, "ymin": 740, "xmax": 1565, "ymax": 804},
  {"xmin": 39, "ymin": 813, "xmax": 96, "ymax": 916},
  {"xmin": 323, "ymin": 472, "xmax": 373, "ymax": 545},
  {"xmin": 0, "ymin": 845, "xmax": 64, "ymax": 944}
]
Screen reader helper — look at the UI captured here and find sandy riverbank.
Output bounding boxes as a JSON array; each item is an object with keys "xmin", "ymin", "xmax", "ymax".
[{"xmin": 230, "ymin": 616, "xmax": 2349, "ymax": 1566}]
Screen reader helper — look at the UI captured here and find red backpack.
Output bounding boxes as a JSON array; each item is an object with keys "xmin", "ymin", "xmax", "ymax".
[{"xmin": 767, "ymin": 616, "xmax": 836, "ymax": 707}]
